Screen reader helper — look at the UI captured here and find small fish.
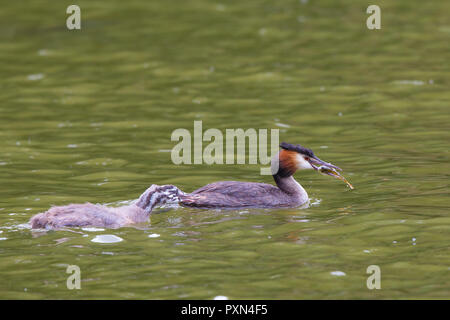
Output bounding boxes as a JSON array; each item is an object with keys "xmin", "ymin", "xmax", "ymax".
[{"xmin": 318, "ymin": 165, "xmax": 354, "ymax": 189}]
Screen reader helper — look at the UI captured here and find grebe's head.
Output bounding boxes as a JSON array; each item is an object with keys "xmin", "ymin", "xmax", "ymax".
[
  {"xmin": 276, "ymin": 142, "xmax": 341, "ymax": 177},
  {"xmin": 274, "ymin": 142, "xmax": 354, "ymax": 189}
]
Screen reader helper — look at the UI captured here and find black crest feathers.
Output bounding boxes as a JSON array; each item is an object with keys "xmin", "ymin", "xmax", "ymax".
[{"xmin": 280, "ymin": 142, "xmax": 314, "ymax": 157}]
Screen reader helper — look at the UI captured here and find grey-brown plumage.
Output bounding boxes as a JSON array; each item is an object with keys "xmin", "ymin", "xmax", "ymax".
[
  {"xmin": 30, "ymin": 185, "xmax": 181, "ymax": 229},
  {"xmin": 30, "ymin": 203, "xmax": 135, "ymax": 229},
  {"xmin": 179, "ymin": 178, "xmax": 307, "ymax": 208}
]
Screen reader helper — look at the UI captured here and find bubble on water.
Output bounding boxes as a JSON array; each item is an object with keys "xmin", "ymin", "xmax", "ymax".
[
  {"xmin": 38, "ymin": 49, "xmax": 49, "ymax": 56},
  {"xmin": 148, "ymin": 233, "xmax": 160, "ymax": 238},
  {"xmin": 330, "ymin": 271, "xmax": 346, "ymax": 276},
  {"xmin": 297, "ymin": 16, "xmax": 306, "ymax": 23},
  {"xmin": 0, "ymin": 237, "xmax": 7, "ymax": 241},
  {"xmin": 275, "ymin": 122, "xmax": 290, "ymax": 128},
  {"xmin": 91, "ymin": 235, "xmax": 123, "ymax": 243},
  {"xmin": 82, "ymin": 227, "xmax": 105, "ymax": 232},
  {"xmin": 58, "ymin": 122, "xmax": 73, "ymax": 128},
  {"xmin": 214, "ymin": 295, "xmax": 229, "ymax": 300},
  {"xmin": 394, "ymin": 80, "xmax": 424, "ymax": 86},
  {"xmin": 27, "ymin": 73, "xmax": 44, "ymax": 81}
]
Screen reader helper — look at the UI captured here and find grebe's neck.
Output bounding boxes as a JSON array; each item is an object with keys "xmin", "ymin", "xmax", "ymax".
[
  {"xmin": 135, "ymin": 187, "xmax": 159, "ymax": 214},
  {"xmin": 273, "ymin": 174, "xmax": 306, "ymax": 197},
  {"xmin": 271, "ymin": 151, "xmax": 308, "ymax": 201},
  {"xmin": 134, "ymin": 184, "xmax": 182, "ymax": 217}
]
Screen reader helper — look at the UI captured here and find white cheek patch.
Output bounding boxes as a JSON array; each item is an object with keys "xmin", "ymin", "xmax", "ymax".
[{"xmin": 296, "ymin": 154, "xmax": 313, "ymax": 170}]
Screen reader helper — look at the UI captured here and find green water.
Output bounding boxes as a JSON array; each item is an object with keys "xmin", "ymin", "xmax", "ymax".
[{"xmin": 0, "ymin": 0, "xmax": 449, "ymax": 299}]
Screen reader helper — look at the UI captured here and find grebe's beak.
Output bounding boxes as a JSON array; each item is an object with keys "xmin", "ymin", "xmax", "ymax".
[
  {"xmin": 307, "ymin": 156, "xmax": 341, "ymax": 172},
  {"xmin": 307, "ymin": 156, "xmax": 354, "ymax": 189}
]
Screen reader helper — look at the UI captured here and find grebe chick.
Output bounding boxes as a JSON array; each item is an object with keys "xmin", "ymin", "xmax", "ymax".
[
  {"xmin": 30, "ymin": 142, "xmax": 352, "ymax": 229},
  {"xmin": 30, "ymin": 185, "xmax": 182, "ymax": 229}
]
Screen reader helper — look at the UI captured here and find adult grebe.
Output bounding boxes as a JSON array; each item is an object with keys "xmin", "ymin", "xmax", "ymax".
[
  {"xmin": 30, "ymin": 142, "xmax": 352, "ymax": 229},
  {"xmin": 178, "ymin": 142, "xmax": 352, "ymax": 208}
]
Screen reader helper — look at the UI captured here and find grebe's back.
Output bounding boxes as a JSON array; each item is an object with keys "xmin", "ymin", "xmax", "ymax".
[{"xmin": 180, "ymin": 180, "xmax": 305, "ymax": 208}]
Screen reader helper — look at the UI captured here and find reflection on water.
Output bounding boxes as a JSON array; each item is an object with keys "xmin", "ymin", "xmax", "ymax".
[{"xmin": 0, "ymin": 0, "xmax": 449, "ymax": 299}]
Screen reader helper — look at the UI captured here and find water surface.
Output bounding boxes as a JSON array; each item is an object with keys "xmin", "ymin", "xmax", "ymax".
[{"xmin": 0, "ymin": 0, "xmax": 449, "ymax": 299}]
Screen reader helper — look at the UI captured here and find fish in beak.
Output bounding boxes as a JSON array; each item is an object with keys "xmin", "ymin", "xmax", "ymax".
[{"xmin": 307, "ymin": 156, "xmax": 354, "ymax": 189}]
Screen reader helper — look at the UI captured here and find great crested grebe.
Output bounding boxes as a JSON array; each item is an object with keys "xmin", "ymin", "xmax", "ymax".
[{"xmin": 30, "ymin": 142, "xmax": 352, "ymax": 229}]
